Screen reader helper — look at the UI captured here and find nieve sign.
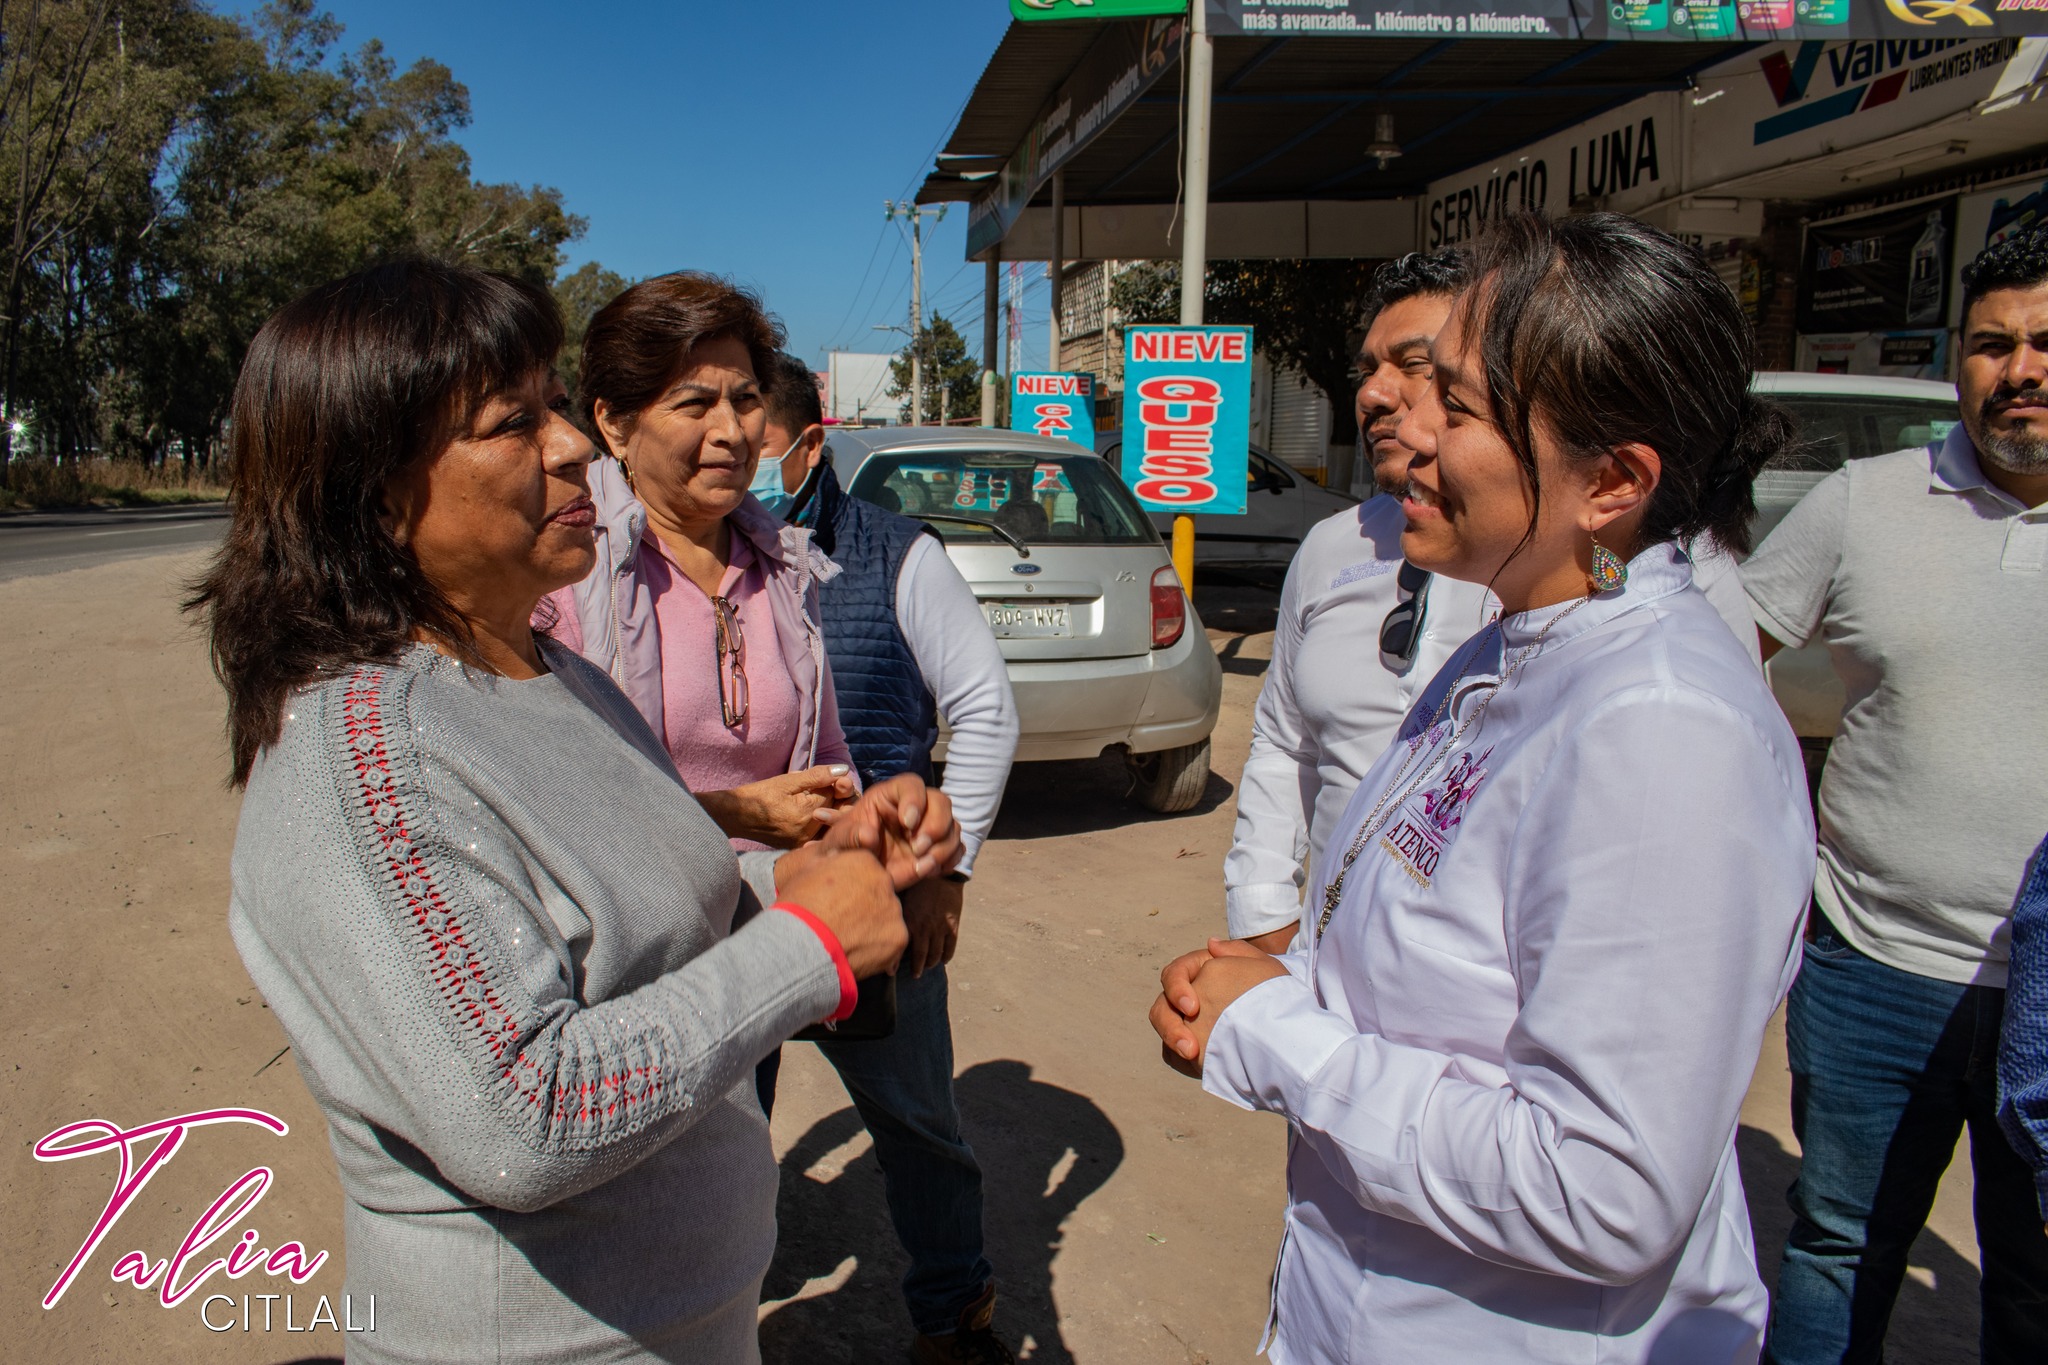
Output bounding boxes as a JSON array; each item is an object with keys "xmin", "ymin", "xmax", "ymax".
[
  {"xmin": 1208, "ymin": 0, "xmax": 2048, "ymax": 40},
  {"xmin": 967, "ymin": 17, "xmax": 1184, "ymax": 259},
  {"xmin": 1010, "ymin": 372, "xmax": 1098, "ymax": 448},
  {"xmin": 1121, "ymin": 326, "xmax": 1253, "ymax": 516}
]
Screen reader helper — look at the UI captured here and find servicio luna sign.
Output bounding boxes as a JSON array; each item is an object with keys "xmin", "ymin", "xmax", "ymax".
[{"xmin": 1423, "ymin": 95, "xmax": 1673, "ymax": 248}]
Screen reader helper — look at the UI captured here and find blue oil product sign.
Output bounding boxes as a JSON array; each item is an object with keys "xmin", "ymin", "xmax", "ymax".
[
  {"xmin": 1010, "ymin": 372, "xmax": 1096, "ymax": 448},
  {"xmin": 1120, "ymin": 325, "xmax": 1252, "ymax": 516}
]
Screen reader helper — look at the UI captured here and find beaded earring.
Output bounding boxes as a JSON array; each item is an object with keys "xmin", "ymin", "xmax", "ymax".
[{"xmin": 1590, "ymin": 542, "xmax": 1628, "ymax": 593}]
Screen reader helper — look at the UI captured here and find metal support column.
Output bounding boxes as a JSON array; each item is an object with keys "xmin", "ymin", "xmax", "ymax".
[
  {"xmin": 1171, "ymin": 1, "xmax": 1214, "ymax": 591},
  {"xmin": 1048, "ymin": 170, "xmax": 1065, "ymax": 372},
  {"xmin": 982, "ymin": 251, "xmax": 1000, "ymax": 428}
]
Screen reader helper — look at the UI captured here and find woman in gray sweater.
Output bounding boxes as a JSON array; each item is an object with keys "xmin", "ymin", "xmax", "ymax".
[{"xmin": 188, "ymin": 259, "xmax": 960, "ymax": 1363}]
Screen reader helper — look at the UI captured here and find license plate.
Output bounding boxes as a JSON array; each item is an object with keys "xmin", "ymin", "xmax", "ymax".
[{"xmin": 982, "ymin": 601, "xmax": 1072, "ymax": 637}]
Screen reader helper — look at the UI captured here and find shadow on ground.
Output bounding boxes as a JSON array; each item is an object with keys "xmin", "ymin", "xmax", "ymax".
[
  {"xmin": 761, "ymin": 1059, "xmax": 1123, "ymax": 1365},
  {"xmin": 989, "ymin": 752, "xmax": 1235, "ymax": 841},
  {"xmin": 1192, "ymin": 568, "xmax": 1283, "ymax": 642},
  {"xmin": 1738, "ymin": 1125, "xmax": 1981, "ymax": 1365}
]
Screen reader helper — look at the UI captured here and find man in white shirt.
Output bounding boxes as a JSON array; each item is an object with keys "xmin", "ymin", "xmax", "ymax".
[
  {"xmin": 1746, "ymin": 228, "xmax": 2048, "ymax": 1364},
  {"xmin": 755, "ymin": 354, "xmax": 1022, "ymax": 1365},
  {"xmin": 1225, "ymin": 253, "xmax": 1760, "ymax": 952},
  {"xmin": 1225, "ymin": 252, "xmax": 1495, "ymax": 951}
]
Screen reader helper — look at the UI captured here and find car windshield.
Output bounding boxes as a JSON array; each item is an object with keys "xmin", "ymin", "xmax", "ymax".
[
  {"xmin": 1765, "ymin": 393, "xmax": 1959, "ymax": 472},
  {"xmin": 846, "ymin": 448, "xmax": 1158, "ymax": 547}
]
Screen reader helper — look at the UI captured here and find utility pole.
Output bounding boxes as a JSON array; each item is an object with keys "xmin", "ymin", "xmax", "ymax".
[
  {"xmin": 1007, "ymin": 263, "xmax": 1023, "ymax": 380},
  {"xmin": 884, "ymin": 201, "xmax": 946, "ymax": 425},
  {"xmin": 1171, "ymin": 0, "xmax": 1215, "ymax": 592},
  {"xmin": 1048, "ymin": 169, "xmax": 1066, "ymax": 372}
]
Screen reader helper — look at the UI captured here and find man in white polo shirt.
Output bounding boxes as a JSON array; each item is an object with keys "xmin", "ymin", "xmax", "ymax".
[
  {"xmin": 1224, "ymin": 250, "xmax": 1762, "ymax": 953},
  {"xmin": 1749, "ymin": 227, "xmax": 2048, "ymax": 1364}
]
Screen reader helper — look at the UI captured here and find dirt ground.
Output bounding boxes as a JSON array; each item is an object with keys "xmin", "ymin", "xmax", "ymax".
[{"xmin": 1, "ymin": 549, "xmax": 1987, "ymax": 1363}]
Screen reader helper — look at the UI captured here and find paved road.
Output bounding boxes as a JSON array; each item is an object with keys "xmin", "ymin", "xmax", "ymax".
[{"xmin": 0, "ymin": 503, "xmax": 227, "ymax": 582}]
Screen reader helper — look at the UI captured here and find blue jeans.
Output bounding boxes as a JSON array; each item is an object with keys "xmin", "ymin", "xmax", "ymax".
[
  {"xmin": 1765, "ymin": 916, "xmax": 2048, "ymax": 1364},
  {"xmin": 756, "ymin": 964, "xmax": 992, "ymax": 1336}
]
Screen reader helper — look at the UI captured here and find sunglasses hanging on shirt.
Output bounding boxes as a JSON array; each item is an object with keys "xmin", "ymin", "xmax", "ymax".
[{"xmin": 1378, "ymin": 560, "xmax": 1433, "ymax": 672}]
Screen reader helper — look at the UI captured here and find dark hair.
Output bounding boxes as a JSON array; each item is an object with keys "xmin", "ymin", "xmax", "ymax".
[
  {"xmin": 762, "ymin": 352, "xmax": 824, "ymax": 433},
  {"xmin": 1459, "ymin": 212, "xmax": 1790, "ymax": 558},
  {"xmin": 1364, "ymin": 248, "xmax": 1470, "ymax": 324},
  {"xmin": 578, "ymin": 272, "xmax": 787, "ymax": 446},
  {"xmin": 1960, "ymin": 224, "xmax": 2048, "ymax": 322},
  {"xmin": 187, "ymin": 259, "xmax": 563, "ymax": 784}
]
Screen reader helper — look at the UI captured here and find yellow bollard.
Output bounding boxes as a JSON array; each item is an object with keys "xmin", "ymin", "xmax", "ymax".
[{"xmin": 1171, "ymin": 514, "xmax": 1195, "ymax": 593}]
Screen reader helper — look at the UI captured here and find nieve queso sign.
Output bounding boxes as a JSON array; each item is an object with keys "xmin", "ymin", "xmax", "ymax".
[{"xmin": 1120, "ymin": 326, "xmax": 1252, "ymax": 516}]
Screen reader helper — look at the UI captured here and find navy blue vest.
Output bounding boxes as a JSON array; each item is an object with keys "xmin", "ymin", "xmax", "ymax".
[{"xmin": 800, "ymin": 463, "xmax": 941, "ymax": 787}]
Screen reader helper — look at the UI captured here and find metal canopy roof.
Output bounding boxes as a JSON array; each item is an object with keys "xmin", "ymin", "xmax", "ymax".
[{"xmin": 918, "ymin": 27, "xmax": 1752, "ymax": 217}]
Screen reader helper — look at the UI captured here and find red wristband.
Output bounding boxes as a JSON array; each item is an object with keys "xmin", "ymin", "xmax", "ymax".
[{"xmin": 774, "ymin": 903, "xmax": 857, "ymax": 1021}]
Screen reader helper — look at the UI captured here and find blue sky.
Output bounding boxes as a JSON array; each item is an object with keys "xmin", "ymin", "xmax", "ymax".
[{"xmin": 217, "ymin": 1, "xmax": 1046, "ymax": 368}]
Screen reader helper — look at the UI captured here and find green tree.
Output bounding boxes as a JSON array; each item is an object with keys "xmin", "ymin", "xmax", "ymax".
[
  {"xmin": 1109, "ymin": 258, "xmax": 1381, "ymax": 446},
  {"xmin": 888, "ymin": 311, "xmax": 980, "ymax": 424},
  {"xmin": 552, "ymin": 260, "xmax": 629, "ymax": 405},
  {"xmin": 0, "ymin": 0, "xmax": 596, "ymax": 483},
  {"xmin": 0, "ymin": 0, "xmax": 193, "ymax": 473}
]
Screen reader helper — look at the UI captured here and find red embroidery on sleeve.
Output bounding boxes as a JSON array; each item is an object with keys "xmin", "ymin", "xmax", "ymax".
[{"xmin": 341, "ymin": 670, "xmax": 664, "ymax": 1126}]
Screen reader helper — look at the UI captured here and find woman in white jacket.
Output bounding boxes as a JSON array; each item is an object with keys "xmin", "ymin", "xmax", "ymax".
[{"xmin": 1151, "ymin": 212, "xmax": 1817, "ymax": 1365}]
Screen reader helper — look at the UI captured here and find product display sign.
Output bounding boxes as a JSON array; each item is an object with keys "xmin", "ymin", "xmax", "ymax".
[
  {"xmin": 1012, "ymin": 0, "xmax": 1188, "ymax": 18},
  {"xmin": 1952, "ymin": 176, "xmax": 2048, "ymax": 324},
  {"xmin": 1798, "ymin": 199, "xmax": 1957, "ymax": 333},
  {"xmin": 1208, "ymin": 0, "xmax": 2048, "ymax": 40},
  {"xmin": 1120, "ymin": 326, "xmax": 1253, "ymax": 516},
  {"xmin": 1010, "ymin": 372, "xmax": 1098, "ymax": 448}
]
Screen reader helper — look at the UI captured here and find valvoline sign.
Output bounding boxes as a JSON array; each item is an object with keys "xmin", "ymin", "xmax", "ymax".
[
  {"xmin": 1009, "ymin": 372, "xmax": 1095, "ymax": 449},
  {"xmin": 1121, "ymin": 325, "xmax": 1252, "ymax": 516}
]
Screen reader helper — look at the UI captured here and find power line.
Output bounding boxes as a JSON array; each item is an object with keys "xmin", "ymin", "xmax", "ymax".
[{"xmin": 818, "ymin": 220, "xmax": 895, "ymax": 356}]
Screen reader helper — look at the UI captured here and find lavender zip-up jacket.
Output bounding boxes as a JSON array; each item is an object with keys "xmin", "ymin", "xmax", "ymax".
[{"xmin": 542, "ymin": 456, "xmax": 850, "ymax": 774}]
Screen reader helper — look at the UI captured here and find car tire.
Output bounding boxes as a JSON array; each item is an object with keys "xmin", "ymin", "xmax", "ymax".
[{"xmin": 1129, "ymin": 738, "xmax": 1211, "ymax": 814}]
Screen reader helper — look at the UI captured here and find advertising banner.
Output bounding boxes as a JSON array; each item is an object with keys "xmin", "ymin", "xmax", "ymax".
[
  {"xmin": 1013, "ymin": 0, "xmax": 1188, "ymax": 17},
  {"xmin": 1799, "ymin": 199, "xmax": 1957, "ymax": 332},
  {"xmin": 966, "ymin": 16, "xmax": 1184, "ymax": 259},
  {"xmin": 1010, "ymin": 372, "xmax": 1098, "ymax": 447},
  {"xmin": 1952, "ymin": 175, "xmax": 2048, "ymax": 323},
  {"xmin": 1121, "ymin": 326, "xmax": 1254, "ymax": 516},
  {"xmin": 1688, "ymin": 36, "xmax": 2029, "ymax": 187},
  {"xmin": 1796, "ymin": 329, "xmax": 1952, "ymax": 379},
  {"xmin": 1208, "ymin": 0, "xmax": 2048, "ymax": 40}
]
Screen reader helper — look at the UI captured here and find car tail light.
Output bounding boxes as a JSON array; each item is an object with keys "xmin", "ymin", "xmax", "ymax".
[{"xmin": 1150, "ymin": 566, "xmax": 1185, "ymax": 649}]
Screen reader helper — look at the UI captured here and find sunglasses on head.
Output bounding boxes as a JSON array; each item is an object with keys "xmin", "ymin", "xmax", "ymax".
[{"xmin": 1378, "ymin": 560, "xmax": 1432, "ymax": 672}]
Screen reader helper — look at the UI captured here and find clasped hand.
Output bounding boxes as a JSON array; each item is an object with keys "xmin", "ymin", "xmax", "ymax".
[
  {"xmin": 771, "ymin": 775, "xmax": 964, "ymax": 981},
  {"xmin": 1149, "ymin": 937, "xmax": 1290, "ymax": 1079}
]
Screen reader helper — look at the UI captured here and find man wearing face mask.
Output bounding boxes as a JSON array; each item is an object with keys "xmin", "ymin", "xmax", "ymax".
[
  {"xmin": 752, "ymin": 353, "xmax": 1021, "ymax": 1365},
  {"xmin": 1224, "ymin": 253, "xmax": 1762, "ymax": 955}
]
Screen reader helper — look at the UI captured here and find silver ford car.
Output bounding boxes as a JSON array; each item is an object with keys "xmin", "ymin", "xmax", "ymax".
[{"xmin": 821, "ymin": 426, "xmax": 1223, "ymax": 812}]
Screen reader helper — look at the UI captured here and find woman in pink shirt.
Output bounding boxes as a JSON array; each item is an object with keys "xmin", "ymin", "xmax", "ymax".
[{"xmin": 543, "ymin": 273, "xmax": 856, "ymax": 849}]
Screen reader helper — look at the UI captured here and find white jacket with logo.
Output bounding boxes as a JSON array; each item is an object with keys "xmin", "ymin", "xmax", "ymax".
[
  {"xmin": 1203, "ymin": 544, "xmax": 1814, "ymax": 1365},
  {"xmin": 1226, "ymin": 496, "xmax": 1766, "ymax": 942}
]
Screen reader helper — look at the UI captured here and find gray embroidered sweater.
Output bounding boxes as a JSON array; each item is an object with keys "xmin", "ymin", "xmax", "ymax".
[{"xmin": 228, "ymin": 642, "xmax": 842, "ymax": 1364}]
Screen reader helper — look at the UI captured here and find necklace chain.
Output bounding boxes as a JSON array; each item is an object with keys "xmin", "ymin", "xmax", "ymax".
[{"xmin": 1315, "ymin": 594, "xmax": 1591, "ymax": 942}]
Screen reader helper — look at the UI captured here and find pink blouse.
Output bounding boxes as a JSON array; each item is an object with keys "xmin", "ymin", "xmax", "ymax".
[
  {"xmin": 548, "ymin": 534, "xmax": 808, "ymax": 852},
  {"xmin": 640, "ymin": 534, "xmax": 804, "ymax": 797}
]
